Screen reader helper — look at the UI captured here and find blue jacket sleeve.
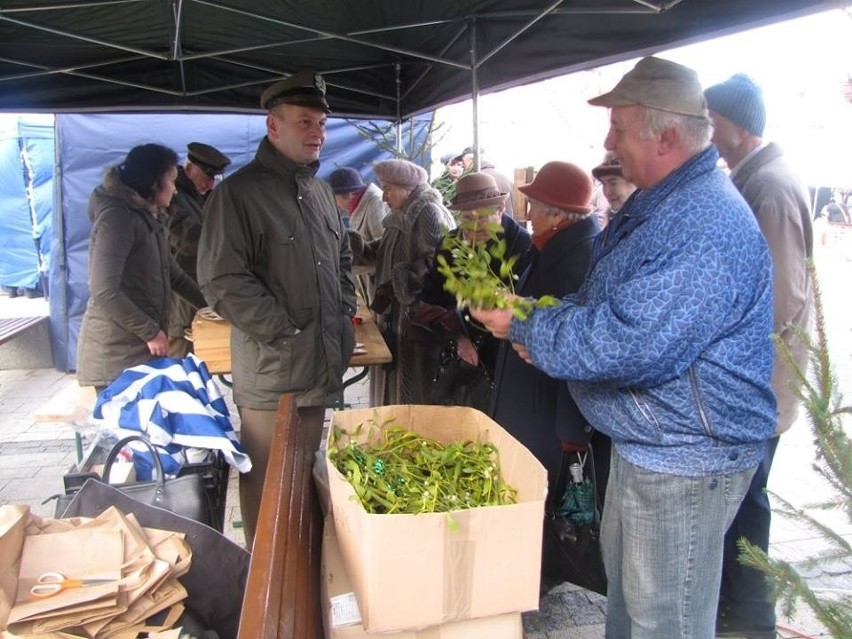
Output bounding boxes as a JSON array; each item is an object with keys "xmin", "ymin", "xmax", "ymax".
[{"xmin": 509, "ymin": 237, "xmax": 740, "ymax": 388}]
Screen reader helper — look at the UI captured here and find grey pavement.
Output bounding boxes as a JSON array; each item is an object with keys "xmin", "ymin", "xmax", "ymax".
[{"xmin": 1, "ymin": 238, "xmax": 851, "ymax": 637}]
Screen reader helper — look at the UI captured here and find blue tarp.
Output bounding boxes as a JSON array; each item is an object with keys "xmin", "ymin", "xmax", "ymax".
[
  {"xmin": 50, "ymin": 113, "xmax": 430, "ymax": 371},
  {"xmin": 0, "ymin": 115, "xmax": 53, "ymax": 291}
]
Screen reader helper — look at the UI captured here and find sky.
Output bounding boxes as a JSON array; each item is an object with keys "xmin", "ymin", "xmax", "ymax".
[{"xmin": 433, "ymin": 6, "xmax": 852, "ymax": 189}]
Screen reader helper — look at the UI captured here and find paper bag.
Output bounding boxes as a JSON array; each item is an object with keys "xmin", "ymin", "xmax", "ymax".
[{"xmin": 9, "ymin": 529, "xmax": 123, "ymax": 625}]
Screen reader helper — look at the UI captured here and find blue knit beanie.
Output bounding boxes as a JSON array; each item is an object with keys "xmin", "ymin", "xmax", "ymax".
[
  {"xmin": 328, "ymin": 167, "xmax": 365, "ymax": 194},
  {"xmin": 704, "ymin": 73, "xmax": 766, "ymax": 136}
]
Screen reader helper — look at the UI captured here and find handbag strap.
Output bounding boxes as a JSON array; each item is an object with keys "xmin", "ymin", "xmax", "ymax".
[{"xmin": 103, "ymin": 435, "xmax": 167, "ymax": 489}]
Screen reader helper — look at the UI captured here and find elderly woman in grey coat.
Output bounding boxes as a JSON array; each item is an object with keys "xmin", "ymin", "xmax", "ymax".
[
  {"xmin": 76, "ymin": 143, "xmax": 207, "ymax": 392},
  {"xmin": 349, "ymin": 158, "xmax": 455, "ymax": 406}
]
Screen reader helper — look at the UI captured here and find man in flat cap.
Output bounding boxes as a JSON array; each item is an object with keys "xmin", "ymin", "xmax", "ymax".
[
  {"xmin": 471, "ymin": 56, "xmax": 776, "ymax": 637},
  {"xmin": 591, "ymin": 151, "xmax": 635, "ymax": 229},
  {"xmin": 706, "ymin": 73, "xmax": 813, "ymax": 639},
  {"xmin": 166, "ymin": 142, "xmax": 231, "ymax": 358},
  {"xmin": 197, "ymin": 71, "xmax": 357, "ymax": 547}
]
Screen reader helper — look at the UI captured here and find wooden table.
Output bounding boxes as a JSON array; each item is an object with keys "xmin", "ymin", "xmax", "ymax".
[{"xmin": 189, "ymin": 305, "xmax": 392, "ymax": 374}]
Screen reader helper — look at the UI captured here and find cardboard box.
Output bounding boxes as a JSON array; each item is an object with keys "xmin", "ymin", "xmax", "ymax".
[
  {"xmin": 326, "ymin": 405, "xmax": 547, "ymax": 632},
  {"xmin": 321, "ymin": 515, "xmax": 523, "ymax": 639}
]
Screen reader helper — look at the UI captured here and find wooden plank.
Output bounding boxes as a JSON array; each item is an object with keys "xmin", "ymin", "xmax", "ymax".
[
  {"xmin": 513, "ymin": 166, "xmax": 535, "ymax": 222},
  {"xmin": 34, "ymin": 383, "xmax": 96, "ymax": 423},
  {"xmin": 238, "ymin": 395, "xmax": 324, "ymax": 639}
]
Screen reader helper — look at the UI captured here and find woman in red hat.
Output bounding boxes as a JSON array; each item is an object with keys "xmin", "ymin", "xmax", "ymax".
[{"xmin": 497, "ymin": 161, "xmax": 610, "ymax": 496}]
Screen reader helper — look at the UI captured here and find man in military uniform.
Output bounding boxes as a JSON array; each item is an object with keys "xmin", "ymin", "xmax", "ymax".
[
  {"xmin": 197, "ymin": 72, "xmax": 357, "ymax": 546},
  {"xmin": 166, "ymin": 142, "xmax": 231, "ymax": 357}
]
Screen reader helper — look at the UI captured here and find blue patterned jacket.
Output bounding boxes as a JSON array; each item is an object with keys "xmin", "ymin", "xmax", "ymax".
[{"xmin": 510, "ymin": 146, "xmax": 776, "ymax": 477}]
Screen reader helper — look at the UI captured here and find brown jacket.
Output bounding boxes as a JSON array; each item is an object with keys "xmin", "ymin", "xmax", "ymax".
[
  {"xmin": 732, "ymin": 142, "xmax": 813, "ymax": 434},
  {"xmin": 77, "ymin": 166, "xmax": 206, "ymax": 386}
]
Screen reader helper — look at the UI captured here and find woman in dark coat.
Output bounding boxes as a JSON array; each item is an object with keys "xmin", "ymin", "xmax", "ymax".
[
  {"xmin": 489, "ymin": 161, "xmax": 608, "ymax": 497},
  {"xmin": 77, "ymin": 143, "xmax": 206, "ymax": 391},
  {"xmin": 418, "ymin": 171, "xmax": 531, "ymax": 411}
]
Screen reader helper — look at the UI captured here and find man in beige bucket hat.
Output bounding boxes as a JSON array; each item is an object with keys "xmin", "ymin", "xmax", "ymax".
[{"xmin": 472, "ymin": 56, "xmax": 776, "ymax": 637}]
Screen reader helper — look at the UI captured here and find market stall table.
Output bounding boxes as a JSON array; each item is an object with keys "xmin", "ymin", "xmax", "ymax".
[{"xmin": 188, "ymin": 306, "xmax": 392, "ymax": 382}]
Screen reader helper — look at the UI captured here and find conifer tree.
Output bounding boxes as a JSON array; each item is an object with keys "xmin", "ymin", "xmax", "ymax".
[{"xmin": 738, "ymin": 263, "xmax": 852, "ymax": 638}]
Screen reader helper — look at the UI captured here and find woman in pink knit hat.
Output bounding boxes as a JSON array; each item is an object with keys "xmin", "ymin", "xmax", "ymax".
[{"xmin": 349, "ymin": 158, "xmax": 455, "ymax": 406}]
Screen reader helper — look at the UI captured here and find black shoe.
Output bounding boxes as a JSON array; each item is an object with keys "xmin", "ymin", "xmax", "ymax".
[
  {"xmin": 716, "ymin": 608, "xmax": 776, "ymax": 638},
  {"xmin": 2, "ymin": 286, "xmax": 18, "ymax": 298}
]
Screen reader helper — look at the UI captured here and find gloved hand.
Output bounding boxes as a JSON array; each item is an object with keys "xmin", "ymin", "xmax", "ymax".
[
  {"xmin": 410, "ymin": 301, "xmax": 462, "ymax": 334},
  {"xmin": 347, "ymin": 229, "xmax": 365, "ymax": 257}
]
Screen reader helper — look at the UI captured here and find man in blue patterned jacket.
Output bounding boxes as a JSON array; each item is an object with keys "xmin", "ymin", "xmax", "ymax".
[{"xmin": 472, "ymin": 57, "xmax": 776, "ymax": 638}]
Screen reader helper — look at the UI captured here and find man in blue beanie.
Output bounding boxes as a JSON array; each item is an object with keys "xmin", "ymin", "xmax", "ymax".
[{"xmin": 706, "ymin": 72, "xmax": 814, "ymax": 639}]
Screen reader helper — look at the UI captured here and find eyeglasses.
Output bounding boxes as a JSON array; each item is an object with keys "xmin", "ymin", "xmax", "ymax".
[{"xmin": 461, "ymin": 207, "xmax": 497, "ymax": 220}]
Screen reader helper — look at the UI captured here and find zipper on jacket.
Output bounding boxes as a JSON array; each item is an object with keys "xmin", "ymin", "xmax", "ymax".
[
  {"xmin": 688, "ymin": 366, "xmax": 714, "ymax": 437},
  {"xmin": 628, "ymin": 388, "xmax": 661, "ymax": 441}
]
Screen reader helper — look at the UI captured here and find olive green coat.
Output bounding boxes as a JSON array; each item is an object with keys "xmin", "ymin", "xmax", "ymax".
[
  {"xmin": 166, "ymin": 167, "xmax": 206, "ymax": 341},
  {"xmin": 77, "ymin": 167, "xmax": 206, "ymax": 387},
  {"xmin": 197, "ymin": 137, "xmax": 357, "ymax": 410}
]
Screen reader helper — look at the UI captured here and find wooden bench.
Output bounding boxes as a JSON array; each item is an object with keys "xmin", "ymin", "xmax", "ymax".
[
  {"xmin": 0, "ymin": 316, "xmax": 46, "ymax": 346},
  {"xmin": 238, "ymin": 394, "xmax": 325, "ymax": 639}
]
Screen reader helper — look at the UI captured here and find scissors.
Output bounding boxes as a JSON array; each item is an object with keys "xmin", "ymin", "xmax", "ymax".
[{"xmin": 30, "ymin": 571, "xmax": 117, "ymax": 598}]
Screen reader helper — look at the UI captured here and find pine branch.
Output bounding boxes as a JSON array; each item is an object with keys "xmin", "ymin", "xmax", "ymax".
[{"xmin": 738, "ymin": 262, "xmax": 852, "ymax": 638}]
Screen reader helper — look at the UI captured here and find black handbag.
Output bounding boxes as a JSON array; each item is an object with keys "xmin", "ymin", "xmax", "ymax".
[
  {"xmin": 55, "ymin": 435, "xmax": 216, "ymax": 529},
  {"xmin": 542, "ymin": 444, "xmax": 608, "ymax": 595},
  {"xmin": 432, "ymin": 339, "xmax": 489, "ymax": 400}
]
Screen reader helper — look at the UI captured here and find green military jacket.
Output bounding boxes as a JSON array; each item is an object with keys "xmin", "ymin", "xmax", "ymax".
[{"xmin": 197, "ymin": 137, "xmax": 357, "ymax": 410}]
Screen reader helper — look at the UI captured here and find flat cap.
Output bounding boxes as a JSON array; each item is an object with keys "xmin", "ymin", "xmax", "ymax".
[
  {"xmin": 260, "ymin": 71, "xmax": 330, "ymax": 112},
  {"xmin": 588, "ymin": 56, "xmax": 707, "ymax": 118},
  {"xmin": 187, "ymin": 142, "xmax": 231, "ymax": 175}
]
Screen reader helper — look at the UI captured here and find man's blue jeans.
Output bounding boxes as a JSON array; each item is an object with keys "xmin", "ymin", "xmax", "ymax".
[
  {"xmin": 719, "ymin": 436, "xmax": 780, "ymax": 626},
  {"xmin": 601, "ymin": 451, "xmax": 756, "ymax": 639}
]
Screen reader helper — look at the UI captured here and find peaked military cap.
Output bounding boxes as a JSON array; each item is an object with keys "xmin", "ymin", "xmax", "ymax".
[
  {"xmin": 260, "ymin": 71, "xmax": 330, "ymax": 112},
  {"xmin": 186, "ymin": 142, "xmax": 231, "ymax": 176}
]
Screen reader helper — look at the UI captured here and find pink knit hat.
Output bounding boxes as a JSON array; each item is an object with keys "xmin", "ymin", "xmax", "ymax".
[{"xmin": 373, "ymin": 159, "xmax": 428, "ymax": 188}]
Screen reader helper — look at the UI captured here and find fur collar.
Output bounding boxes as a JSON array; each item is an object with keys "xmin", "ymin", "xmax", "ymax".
[{"xmin": 101, "ymin": 165, "xmax": 160, "ymax": 214}]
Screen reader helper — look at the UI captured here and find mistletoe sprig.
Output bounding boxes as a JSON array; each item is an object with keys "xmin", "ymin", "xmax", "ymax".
[{"xmin": 436, "ymin": 219, "xmax": 558, "ymax": 320}]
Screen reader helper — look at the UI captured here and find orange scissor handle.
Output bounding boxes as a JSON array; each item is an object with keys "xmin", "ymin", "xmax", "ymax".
[{"xmin": 30, "ymin": 571, "xmax": 113, "ymax": 598}]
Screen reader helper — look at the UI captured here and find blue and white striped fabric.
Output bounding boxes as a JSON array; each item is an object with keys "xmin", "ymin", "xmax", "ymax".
[{"xmin": 94, "ymin": 354, "xmax": 251, "ymax": 479}]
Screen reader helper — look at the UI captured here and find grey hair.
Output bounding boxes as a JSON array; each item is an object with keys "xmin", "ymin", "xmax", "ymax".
[
  {"xmin": 639, "ymin": 107, "xmax": 712, "ymax": 154},
  {"xmin": 528, "ymin": 199, "xmax": 563, "ymax": 216}
]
